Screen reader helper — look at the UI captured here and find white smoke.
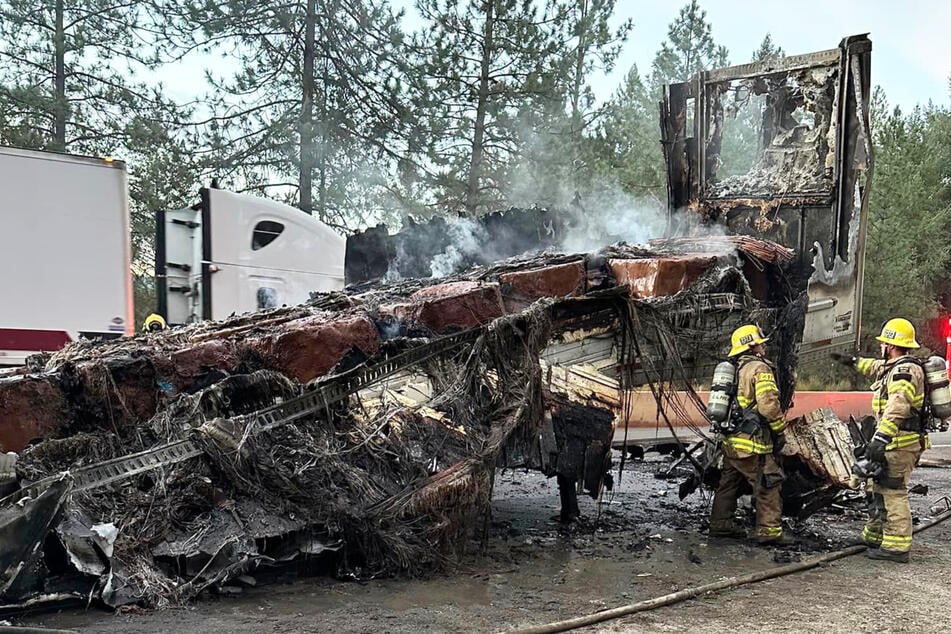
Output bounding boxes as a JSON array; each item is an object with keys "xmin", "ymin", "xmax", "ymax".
[
  {"xmin": 505, "ymin": 126, "xmax": 669, "ymax": 252},
  {"xmin": 429, "ymin": 217, "xmax": 488, "ymax": 278},
  {"xmin": 383, "ymin": 237, "xmax": 412, "ymax": 283},
  {"xmin": 557, "ymin": 183, "xmax": 667, "ymax": 253},
  {"xmin": 382, "ymin": 165, "xmax": 735, "ymax": 282}
]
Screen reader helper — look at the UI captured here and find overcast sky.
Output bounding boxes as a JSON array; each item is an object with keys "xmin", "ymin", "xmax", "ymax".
[
  {"xmin": 602, "ymin": 0, "xmax": 950, "ymax": 111},
  {"xmin": 157, "ymin": 1, "xmax": 948, "ymax": 114}
]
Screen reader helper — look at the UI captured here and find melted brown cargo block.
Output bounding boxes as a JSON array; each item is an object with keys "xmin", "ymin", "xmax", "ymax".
[
  {"xmin": 255, "ymin": 315, "xmax": 380, "ymax": 382},
  {"xmin": 499, "ymin": 262, "xmax": 585, "ymax": 312},
  {"xmin": 73, "ymin": 357, "xmax": 160, "ymax": 428},
  {"xmin": 0, "ymin": 376, "xmax": 68, "ymax": 451},
  {"xmin": 388, "ymin": 281, "xmax": 506, "ymax": 333},
  {"xmin": 170, "ymin": 340, "xmax": 242, "ymax": 386},
  {"xmin": 608, "ymin": 255, "xmax": 715, "ymax": 298}
]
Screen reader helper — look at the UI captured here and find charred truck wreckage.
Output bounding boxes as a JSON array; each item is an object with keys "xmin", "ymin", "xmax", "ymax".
[
  {"xmin": 661, "ymin": 34, "xmax": 872, "ymax": 364},
  {"xmin": 0, "ymin": 37, "xmax": 872, "ymax": 609}
]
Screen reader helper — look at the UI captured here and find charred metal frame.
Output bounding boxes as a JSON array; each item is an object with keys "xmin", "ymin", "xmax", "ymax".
[{"xmin": 661, "ymin": 35, "xmax": 873, "ymax": 361}]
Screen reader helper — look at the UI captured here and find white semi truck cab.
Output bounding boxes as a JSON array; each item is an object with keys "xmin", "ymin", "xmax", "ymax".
[{"xmin": 156, "ymin": 187, "xmax": 346, "ymax": 325}]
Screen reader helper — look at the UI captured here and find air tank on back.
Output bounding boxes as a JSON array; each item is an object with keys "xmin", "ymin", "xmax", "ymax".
[
  {"xmin": 706, "ymin": 361, "xmax": 736, "ymax": 424},
  {"xmin": 924, "ymin": 356, "xmax": 951, "ymax": 420}
]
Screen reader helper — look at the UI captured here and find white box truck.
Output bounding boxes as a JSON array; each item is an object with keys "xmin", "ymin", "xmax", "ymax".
[{"xmin": 0, "ymin": 147, "xmax": 134, "ymax": 366}]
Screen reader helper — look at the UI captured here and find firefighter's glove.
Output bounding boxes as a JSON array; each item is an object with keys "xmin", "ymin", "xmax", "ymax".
[
  {"xmin": 830, "ymin": 352, "xmax": 857, "ymax": 367},
  {"xmin": 866, "ymin": 432, "xmax": 890, "ymax": 464},
  {"xmin": 772, "ymin": 432, "xmax": 787, "ymax": 455},
  {"xmin": 851, "ymin": 458, "xmax": 883, "ymax": 481}
]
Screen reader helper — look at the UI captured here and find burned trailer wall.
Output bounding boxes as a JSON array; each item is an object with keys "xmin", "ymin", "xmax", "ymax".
[
  {"xmin": 661, "ymin": 35, "xmax": 873, "ymax": 364},
  {"xmin": 345, "ymin": 208, "xmax": 562, "ymax": 284}
]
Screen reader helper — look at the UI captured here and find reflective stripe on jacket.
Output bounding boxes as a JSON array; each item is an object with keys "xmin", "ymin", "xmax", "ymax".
[
  {"xmin": 854, "ymin": 355, "xmax": 929, "ymax": 451},
  {"xmin": 722, "ymin": 355, "xmax": 785, "ymax": 458}
]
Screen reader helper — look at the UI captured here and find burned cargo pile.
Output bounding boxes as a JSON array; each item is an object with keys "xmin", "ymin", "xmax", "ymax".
[{"xmin": 0, "ymin": 239, "xmax": 806, "ymax": 609}]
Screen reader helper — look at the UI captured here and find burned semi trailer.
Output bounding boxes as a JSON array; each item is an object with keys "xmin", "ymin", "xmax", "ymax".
[
  {"xmin": 0, "ymin": 238, "xmax": 812, "ymax": 608},
  {"xmin": 653, "ymin": 36, "xmax": 874, "ymax": 517},
  {"xmin": 661, "ymin": 34, "xmax": 873, "ymax": 364}
]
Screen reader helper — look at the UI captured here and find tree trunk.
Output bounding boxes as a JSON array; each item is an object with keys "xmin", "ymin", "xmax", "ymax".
[
  {"xmin": 317, "ymin": 0, "xmax": 331, "ymax": 222},
  {"xmin": 299, "ymin": 0, "xmax": 317, "ymax": 216},
  {"xmin": 569, "ymin": 0, "xmax": 588, "ymax": 122},
  {"xmin": 569, "ymin": 0, "xmax": 589, "ymax": 194},
  {"xmin": 464, "ymin": 0, "xmax": 495, "ymax": 217},
  {"xmin": 52, "ymin": 0, "xmax": 66, "ymax": 150}
]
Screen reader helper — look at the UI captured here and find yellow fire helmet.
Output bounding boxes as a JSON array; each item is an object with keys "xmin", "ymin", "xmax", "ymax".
[
  {"xmin": 876, "ymin": 318, "xmax": 920, "ymax": 349},
  {"xmin": 143, "ymin": 313, "xmax": 168, "ymax": 332},
  {"xmin": 728, "ymin": 324, "xmax": 769, "ymax": 357}
]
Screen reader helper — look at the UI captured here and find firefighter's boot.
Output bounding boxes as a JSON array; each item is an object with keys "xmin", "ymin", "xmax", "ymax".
[
  {"xmin": 757, "ymin": 532, "xmax": 796, "ymax": 546},
  {"xmin": 709, "ymin": 525, "xmax": 747, "ymax": 539},
  {"xmin": 865, "ymin": 548, "xmax": 909, "ymax": 563}
]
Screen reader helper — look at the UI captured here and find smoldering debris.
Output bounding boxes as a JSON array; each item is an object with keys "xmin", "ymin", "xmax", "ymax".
[
  {"xmin": 345, "ymin": 193, "xmax": 670, "ymax": 285},
  {"xmin": 0, "ymin": 237, "xmax": 812, "ymax": 610},
  {"xmin": 345, "ymin": 208, "xmax": 561, "ymax": 283}
]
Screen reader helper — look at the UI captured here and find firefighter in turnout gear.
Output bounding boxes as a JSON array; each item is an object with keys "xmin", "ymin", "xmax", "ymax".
[
  {"xmin": 832, "ymin": 318, "xmax": 929, "ymax": 563},
  {"xmin": 709, "ymin": 325, "xmax": 792, "ymax": 545}
]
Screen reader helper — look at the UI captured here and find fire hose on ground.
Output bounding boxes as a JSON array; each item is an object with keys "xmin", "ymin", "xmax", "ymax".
[{"xmin": 499, "ymin": 501, "xmax": 951, "ymax": 634}]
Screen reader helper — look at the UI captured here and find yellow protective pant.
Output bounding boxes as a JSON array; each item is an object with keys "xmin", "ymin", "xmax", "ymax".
[
  {"xmin": 710, "ymin": 453, "xmax": 784, "ymax": 540},
  {"xmin": 861, "ymin": 447, "xmax": 922, "ymax": 553}
]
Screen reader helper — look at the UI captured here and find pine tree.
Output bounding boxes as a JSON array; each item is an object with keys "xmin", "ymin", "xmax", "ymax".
[
  {"xmin": 649, "ymin": 0, "xmax": 729, "ymax": 92},
  {"xmin": 595, "ymin": 65, "xmax": 666, "ymax": 204},
  {"xmin": 508, "ymin": 0, "xmax": 632, "ymax": 208},
  {"xmin": 410, "ymin": 0, "xmax": 573, "ymax": 216},
  {"xmin": 563, "ymin": 0, "xmax": 632, "ymax": 124},
  {"xmin": 161, "ymin": 0, "xmax": 412, "ymax": 229},
  {"xmin": 0, "ymin": 0, "xmax": 172, "ymax": 153},
  {"xmin": 752, "ymin": 33, "xmax": 784, "ymax": 63},
  {"xmin": 861, "ymin": 89, "xmax": 951, "ymax": 348}
]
